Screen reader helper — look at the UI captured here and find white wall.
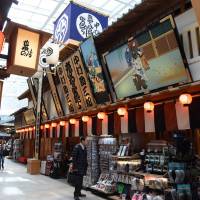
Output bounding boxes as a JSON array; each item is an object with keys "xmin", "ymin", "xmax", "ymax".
[
  {"xmin": 175, "ymin": 8, "xmax": 200, "ymax": 81},
  {"xmin": 0, "ymin": 75, "xmax": 28, "ymax": 115}
]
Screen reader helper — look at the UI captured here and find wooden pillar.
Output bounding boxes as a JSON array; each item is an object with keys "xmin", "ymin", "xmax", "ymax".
[{"xmin": 192, "ymin": 0, "xmax": 200, "ymax": 26}]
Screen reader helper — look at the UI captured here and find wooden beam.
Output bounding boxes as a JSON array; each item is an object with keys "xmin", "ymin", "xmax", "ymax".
[{"xmin": 191, "ymin": 0, "xmax": 200, "ymax": 26}]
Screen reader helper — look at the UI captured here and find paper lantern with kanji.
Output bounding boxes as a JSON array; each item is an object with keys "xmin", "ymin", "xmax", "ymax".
[{"xmin": 46, "ymin": 43, "xmax": 59, "ymax": 65}]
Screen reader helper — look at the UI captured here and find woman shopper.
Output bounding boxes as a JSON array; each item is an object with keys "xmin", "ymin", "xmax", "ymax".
[
  {"xmin": 0, "ymin": 144, "xmax": 5, "ymax": 170},
  {"xmin": 71, "ymin": 137, "xmax": 88, "ymax": 200}
]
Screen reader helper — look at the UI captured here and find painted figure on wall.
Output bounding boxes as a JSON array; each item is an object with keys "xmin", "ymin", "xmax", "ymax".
[
  {"xmin": 125, "ymin": 40, "xmax": 150, "ymax": 91},
  {"xmin": 87, "ymin": 52, "xmax": 105, "ymax": 93}
]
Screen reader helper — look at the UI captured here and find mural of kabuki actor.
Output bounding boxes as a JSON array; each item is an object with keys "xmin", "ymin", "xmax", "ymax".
[
  {"xmin": 125, "ymin": 40, "xmax": 150, "ymax": 91},
  {"xmin": 87, "ymin": 51, "xmax": 106, "ymax": 93}
]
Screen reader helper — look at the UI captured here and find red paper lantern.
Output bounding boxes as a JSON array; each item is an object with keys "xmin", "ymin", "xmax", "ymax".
[
  {"xmin": 82, "ymin": 116, "xmax": 89, "ymax": 122},
  {"xmin": 0, "ymin": 31, "xmax": 5, "ymax": 54},
  {"xmin": 144, "ymin": 102, "xmax": 154, "ymax": 112},
  {"xmin": 97, "ymin": 112, "xmax": 106, "ymax": 120},
  {"xmin": 117, "ymin": 107, "xmax": 127, "ymax": 116},
  {"xmin": 179, "ymin": 94, "xmax": 192, "ymax": 106}
]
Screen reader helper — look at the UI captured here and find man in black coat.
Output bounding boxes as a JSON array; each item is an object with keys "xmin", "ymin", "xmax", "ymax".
[{"xmin": 72, "ymin": 137, "xmax": 88, "ymax": 200}]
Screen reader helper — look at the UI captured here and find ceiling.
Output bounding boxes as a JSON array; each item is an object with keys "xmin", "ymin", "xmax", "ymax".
[{"xmin": 8, "ymin": 0, "xmax": 142, "ymax": 33}]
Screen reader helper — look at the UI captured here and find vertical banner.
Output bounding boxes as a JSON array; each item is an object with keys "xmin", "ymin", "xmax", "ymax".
[
  {"xmin": 71, "ymin": 51, "xmax": 96, "ymax": 109},
  {"xmin": 46, "ymin": 68, "xmax": 64, "ymax": 117},
  {"xmin": 80, "ymin": 36, "xmax": 110, "ymax": 104},
  {"xmin": 144, "ymin": 110, "xmax": 155, "ymax": 133},
  {"xmin": 175, "ymin": 102, "xmax": 190, "ymax": 130},
  {"xmin": 121, "ymin": 111, "xmax": 128, "ymax": 134},
  {"xmin": 62, "ymin": 57, "xmax": 86, "ymax": 112},
  {"xmin": 27, "ymin": 77, "xmax": 48, "ymax": 121},
  {"xmin": 35, "ymin": 75, "xmax": 43, "ymax": 159},
  {"xmin": 57, "ymin": 63, "xmax": 76, "ymax": 113}
]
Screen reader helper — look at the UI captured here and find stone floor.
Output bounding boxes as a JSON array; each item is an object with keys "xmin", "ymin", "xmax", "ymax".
[{"xmin": 0, "ymin": 159, "xmax": 106, "ymax": 200}]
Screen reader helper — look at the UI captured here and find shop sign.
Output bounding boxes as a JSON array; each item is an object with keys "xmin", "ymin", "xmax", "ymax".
[
  {"xmin": 24, "ymin": 108, "xmax": 36, "ymax": 125},
  {"xmin": 46, "ymin": 68, "xmax": 64, "ymax": 117},
  {"xmin": 71, "ymin": 51, "xmax": 96, "ymax": 108},
  {"xmin": 62, "ymin": 57, "xmax": 86, "ymax": 112},
  {"xmin": 14, "ymin": 28, "xmax": 40, "ymax": 70},
  {"xmin": 57, "ymin": 63, "xmax": 76, "ymax": 113},
  {"xmin": 54, "ymin": 2, "xmax": 108, "ymax": 43},
  {"xmin": 80, "ymin": 36, "xmax": 110, "ymax": 104},
  {"xmin": 27, "ymin": 77, "xmax": 48, "ymax": 122}
]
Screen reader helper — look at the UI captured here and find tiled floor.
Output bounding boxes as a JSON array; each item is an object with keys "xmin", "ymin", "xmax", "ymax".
[{"xmin": 0, "ymin": 159, "xmax": 105, "ymax": 200}]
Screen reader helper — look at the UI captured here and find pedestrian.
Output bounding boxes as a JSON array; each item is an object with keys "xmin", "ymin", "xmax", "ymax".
[
  {"xmin": 71, "ymin": 137, "xmax": 88, "ymax": 200},
  {"xmin": 0, "ymin": 144, "xmax": 5, "ymax": 170}
]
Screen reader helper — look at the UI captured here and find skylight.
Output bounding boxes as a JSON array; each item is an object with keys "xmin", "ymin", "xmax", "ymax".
[{"xmin": 8, "ymin": 0, "xmax": 142, "ymax": 33}]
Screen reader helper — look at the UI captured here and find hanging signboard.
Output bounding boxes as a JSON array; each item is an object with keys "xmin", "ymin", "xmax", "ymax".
[
  {"xmin": 54, "ymin": 2, "xmax": 108, "ymax": 43},
  {"xmin": 80, "ymin": 36, "xmax": 110, "ymax": 104},
  {"xmin": 62, "ymin": 57, "xmax": 86, "ymax": 112},
  {"xmin": 71, "ymin": 51, "xmax": 96, "ymax": 108},
  {"xmin": 27, "ymin": 77, "xmax": 48, "ymax": 121},
  {"xmin": 57, "ymin": 63, "xmax": 77, "ymax": 113},
  {"xmin": 105, "ymin": 16, "xmax": 189, "ymax": 99},
  {"xmin": 24, "ymin": 108, "xmax": 36, "ymax": 125},
  {"xmin": 14, "ymin": 28, "xmax": 39, "ymax": 68},
  {"xmin": 46, "ymin": 68, "xmax": 64, "ymax": 117}
]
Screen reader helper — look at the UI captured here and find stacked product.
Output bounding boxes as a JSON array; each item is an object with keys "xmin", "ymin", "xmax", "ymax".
[
  {"xmin": 91, "ymin": 136, "xmax": 117, "ymax": 194},
  {"xmin": 83, "ymin": 136, "xmax": 100, "ymax": 188},
  {"xmin": 145, "ymin": 140, "xmax": 169, "ymax": 174},
  {"xmin": 45, "ymin": 155, "xmax": 54, "ymax": 176},
  {"xmin": 13, "ymin": 139, "xmax": 23, "ymax": 161}
]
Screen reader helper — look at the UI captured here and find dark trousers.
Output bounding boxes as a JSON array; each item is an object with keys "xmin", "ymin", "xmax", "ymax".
[
  {"xmin": 74, "ymin": 175, "xmax": 83, "ymax": 198},
  {"xmin": 0, "ymin": 155, "xmax": 4, "ymax": 169}
]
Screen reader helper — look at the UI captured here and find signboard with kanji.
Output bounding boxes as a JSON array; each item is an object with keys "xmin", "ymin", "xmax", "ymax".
[{"xmin": 54, "ymin": 2, "xmax": 108, "ymax": 43}]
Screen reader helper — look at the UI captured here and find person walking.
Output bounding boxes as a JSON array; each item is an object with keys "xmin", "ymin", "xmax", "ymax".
[
  {"xmin": 72, "ymin": 137, "xmax": 88, "ymax": 200},
  {"xmin": 0, "ymin": 144, "xmax": 5, "ymax": 170}
]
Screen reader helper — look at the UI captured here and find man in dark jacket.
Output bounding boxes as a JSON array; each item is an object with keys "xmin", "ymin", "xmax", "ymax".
[{"xmin": 72, "ymin": 137, "xmax": 88, "ymax": 200}]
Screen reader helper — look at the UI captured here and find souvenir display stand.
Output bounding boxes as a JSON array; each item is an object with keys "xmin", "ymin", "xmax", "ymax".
[
  {"xmin": 91, "ymin": 135, "xmax": 118, "ymax": 194},
  {"xmin": 83, "ymin": 135, "xmax": 100, "ymax": 188}
]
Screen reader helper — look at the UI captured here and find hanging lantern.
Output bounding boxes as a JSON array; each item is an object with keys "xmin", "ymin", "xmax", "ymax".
[
  {"xmin": 97, "ymin": 112, "xmax": 106, "ymax": 120},
  {"xmin": 25, "ymin": 128, "xmax": 29, "ymax": 132},
  {"xmin": 40, "ymin": 125, "xmax": 44, "ymax": 130},
  {"xmin": 0, "ymin": 31, "xmax": 5, "ymax": 54},
  {"xmin": 60, "ymin": 121, "xmax": 66, "ymax": 126},
  {"xmin": 21, "ymin": 129, "xmax": 25, "ymax": 133},
  {"xmin": 45, "ymin": 124, "xmax": 50, "ymax": 129},
  {"xmin": 179, "ymin": 93, "xmax": 192, "ymax": 106},
  {"xmin": 69, "ymin": 119, "xmax": 76, "ymax": 125},
  {"xmin": 45, "ymin": 43, "xmax": 59, "ymax": 65},
  {"xmin": 16, "ymin": 130, "xmax": 19, "ymax": 133},
  {"xmin": 144, "ymin": 102, "xmax": 154, "ymax": 113},
  {"xmin": 33, "ymin": 126, "xmax": 35, "ymax": 130},
  {"xmin": 82, "ymin": 116, "xmax": 89, "ymax": 122},
  {"xmin": 51, "ymin": 122, "xmax": 57, "ymax": 127},
  {"xmin": 117, "ymin": 107, "xmax": 127, "ymax": 116},
  {"xmin": 29, "ymin": 127, "xmax": 33, "ymax": 131}
]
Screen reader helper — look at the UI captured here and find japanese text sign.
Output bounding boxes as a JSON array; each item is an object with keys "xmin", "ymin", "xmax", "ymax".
[
  {"xmin": 14, "ymin": 28, "xmax": 40, "ymax": 69},
  {"xmin": 54, "ymin": 2, "xmax": 108, "ymax": 43}
]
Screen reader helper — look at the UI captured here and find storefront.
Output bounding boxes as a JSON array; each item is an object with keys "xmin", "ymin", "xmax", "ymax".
[{"xmin": 12, "ymin": 0, "xmax": 200, "ymax": 199}]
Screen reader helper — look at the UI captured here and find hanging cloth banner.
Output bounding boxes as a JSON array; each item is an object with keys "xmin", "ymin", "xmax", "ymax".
[
  {"xmin": 46, "ymin": 68, "xmax": 64, "ymax": 117},
  {"xmin": 175, "ymin": 101, "xmax": 190, "ymax": 130},
  {"xmin": 62, "ymin": 57, "xmax": 86, "ymax": 112},
  {"xmin": 27, "ymin": 77, "xmax": 48, "ymax": 121},
  {"xmin": 71, "ymin": 51, "xmax": 96, "ymax": 109},
  {"xmin": 57, "ymin": 63, "xmax": 77, "ymax": 113},
  {"xmin": 144, "ymin": 109, "xmax": 155, "ymax": 133}
]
